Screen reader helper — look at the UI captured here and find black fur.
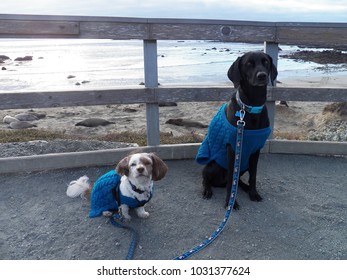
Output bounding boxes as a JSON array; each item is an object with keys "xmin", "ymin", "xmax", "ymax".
[{"xmin": 202, "ymin": 51, "xmax": 278, "ymax": 209}]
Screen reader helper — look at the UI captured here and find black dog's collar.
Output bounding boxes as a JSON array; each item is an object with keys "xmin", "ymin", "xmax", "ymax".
[{"xmin": 236, "ymin": 90, "xmax": 264, "ymax": 114}]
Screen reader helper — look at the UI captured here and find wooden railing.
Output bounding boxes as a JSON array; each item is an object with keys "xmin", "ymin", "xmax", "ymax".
[{"xmin": 1, "ymin": 14, "xmax": 347, "ymax": 146}]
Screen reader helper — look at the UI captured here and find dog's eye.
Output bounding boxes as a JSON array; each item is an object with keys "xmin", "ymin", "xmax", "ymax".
[
  {"xmin": 263, "ymin": 59, "xmax": 270, "ymax": 67},
  {"xmin": 130, "ymin": 162, "xmax": 136, "ymax": 167},
  {"xmin": 246, "ymin": 61, "xmax": 254, "ymax": 68}
]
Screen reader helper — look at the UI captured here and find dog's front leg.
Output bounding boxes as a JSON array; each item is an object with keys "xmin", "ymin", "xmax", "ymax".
[
  {"xmin": 135, "ymin": 206, "xmax": 149, "ymax": 219},
  {"xmin": 247, "ymin": 150, "xmax": 262, "ymax": 201},
  {"xmin": 225, "ymin": 144, "xmax": 239, "ymax": 209},
  {"xmin": 120, "ymin": 204, "xmax": 132, "ymax": 221}
]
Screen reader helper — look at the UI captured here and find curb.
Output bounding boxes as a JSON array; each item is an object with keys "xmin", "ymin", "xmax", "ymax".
[{"xmin": 0, "ymin": 141, "xmax": 346, "ymax": 174}]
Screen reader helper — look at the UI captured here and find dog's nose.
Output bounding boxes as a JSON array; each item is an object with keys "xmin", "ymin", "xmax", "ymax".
[
  {"xmin": 257, "ymin": 72, "xmax": 268, "ymax": 81},
  {"xmin": 137, "ymin": 167, "xmax": 144, "ymax": 173}
]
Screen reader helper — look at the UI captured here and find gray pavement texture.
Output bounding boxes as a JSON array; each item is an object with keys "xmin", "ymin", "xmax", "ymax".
[{"xmin": 1, "ymin": 154, "xmax": 346, "ymax": 260}]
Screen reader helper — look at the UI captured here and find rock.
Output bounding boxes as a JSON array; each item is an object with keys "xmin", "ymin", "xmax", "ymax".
[
  {"xmin": 0, "ymin": 55, "xmax": 10, "ymax": 60},
  {"xmin": 75, "ymin": 118, "xmax": 115, "ymax": 127},
  {"xmin": 9, "ymin": 121, "xmax": 37, "ymax": 129},
  {"xmin": 67, "ymin": 75, "xmax": 76, "ymax": 79},
  {"xmin": 1, "ymin": 67, "xmax": 6, "ymax": 70},
  {"xmin": 308, "ymin": 119, "xmax": 347, "ymax": 141},
  {"xmin": 281, "ymin": 50, "xmax": 347, "ymax": 64},
  {"xmin": 14, "ymin": 56, "xmax": 33, "ymax": 62}
]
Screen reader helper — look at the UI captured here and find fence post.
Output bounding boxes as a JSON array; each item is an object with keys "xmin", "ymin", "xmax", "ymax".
[
  {"xmin": 143, "ymin": 39, "xmax": 160, "ymax": 146},
  {"xmin": 264, "ymin": 42, "xmax": 279, "ymax": 139}
]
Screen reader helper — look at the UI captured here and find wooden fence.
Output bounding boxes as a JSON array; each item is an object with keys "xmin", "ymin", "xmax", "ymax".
[{"xmin": 1, "ymin": 14, "xmax": 347, "ymax": 147}]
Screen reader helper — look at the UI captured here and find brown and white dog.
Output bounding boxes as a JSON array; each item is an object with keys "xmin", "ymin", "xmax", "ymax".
[{"xmin": 66, "ymin": 152, "xmax": 168, "ymax": 221}]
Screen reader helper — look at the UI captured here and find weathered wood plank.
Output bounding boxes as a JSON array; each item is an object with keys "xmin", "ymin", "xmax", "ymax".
[
  {"xmin": 80, "ymin": 22, "xmax": 148, "ymax": 39},
  {"xmin": 0, "ymin": 89, "xmax": 155, "ymax": 109},
  {"xmin": 276, "ymin": 26, "xmax": 347, "ymax": 47},
  {"xmin": 0, "ymin": 20, "xmax": 79, "ymax": 36},
  {"xmin": 150, "ymin": 23, "xmax": 276, "ymax": 42},
  {"xmin": 144, "ymin": 40, "xmax": 160, "ymax": 145},
  {"xmin": 1, "ymin": 87, "xmax": 346, "ymax": 110},
  {"xmin": 1, "ymin": 15, "xmax": 347, "ymax": 46},
  {"xmin": 155, "ymin": 86, "xmax": 233, "ymax": 102},
  {"xmin": 268, "ymin": 87, "xmax": 347, "ymax": 102},
  {"xmin": 264, "ymin": 42, "xmax": 279, "ymax": 139}
]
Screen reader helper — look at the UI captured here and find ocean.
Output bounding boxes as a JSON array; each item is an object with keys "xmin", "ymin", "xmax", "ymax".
[{"xmin": 0, "ymin": 39, "xmax": 346, "ymax": 92}]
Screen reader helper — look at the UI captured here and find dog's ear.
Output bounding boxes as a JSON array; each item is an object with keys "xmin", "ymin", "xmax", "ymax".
[
  {"xmin": 116, "ymin": 156, "xmax": 129, "ymax": 176},
  {"xmin": 150, "ymin": 153, "xmax": 168, "ymax": 181},
  {"xmin": 227, "ymin": 56, "xmax": 242, "ymax": 88},
  {"xmin": 266, "ymin": 54, "xmax": 278, "ymax": 85}
]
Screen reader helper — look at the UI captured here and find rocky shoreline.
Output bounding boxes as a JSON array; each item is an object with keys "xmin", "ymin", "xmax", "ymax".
[{"xmin": 280, "ymin": 49, "xmax": 347, "ymax": 65}]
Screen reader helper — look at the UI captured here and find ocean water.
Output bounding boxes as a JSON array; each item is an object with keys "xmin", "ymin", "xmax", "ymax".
[{"xmin": 0, "ymin": 39, "xmax": 346, "ymax": 92}]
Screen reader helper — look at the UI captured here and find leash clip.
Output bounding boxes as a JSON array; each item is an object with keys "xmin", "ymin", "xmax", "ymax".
[
  {"xmin": 237, "ymin": 108, "xmax": 246, "ymax": 126},
  {"xmin": 112, "ymin": 208, "xmax": 125, "ymax": 222}
]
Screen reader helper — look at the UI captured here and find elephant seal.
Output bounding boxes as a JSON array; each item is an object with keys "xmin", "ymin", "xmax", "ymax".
[
  {"xmin": 165, "ymin": 118, "xmax": 208, "ymax": 128},
  {"xmin": 9, "ymin": 121, "xmax": 37, "ymax": 129},
  {"xmin": 15, "ymin": 113, "xmax": 39, "ymax": 121},
  {"xmin": 3, "ymin": 115, "xmax": 19, "ymax": 124},
  {"xmin": 75, "ymin": 118, "xmax": 115, "ymax": 127}
]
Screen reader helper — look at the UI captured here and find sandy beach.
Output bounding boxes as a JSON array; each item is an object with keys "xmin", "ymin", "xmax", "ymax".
[{"xmin": 1, "ymin": 75, "xmax": 347, "ymax": 147}]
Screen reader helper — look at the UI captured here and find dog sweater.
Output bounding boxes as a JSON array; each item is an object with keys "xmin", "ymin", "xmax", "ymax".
[
  {"xmin": 89, "ymin": 170, "xmax": 152, "ymax": 218},
  {"xmin": 196, "ymin": 104, "xmax": 271, "ymax": 172}
]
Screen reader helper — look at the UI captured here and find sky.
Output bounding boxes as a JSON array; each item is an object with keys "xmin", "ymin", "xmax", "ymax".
[{"xmin": 0, "ymin": 0, "xmax": 346, "ymax": 22}]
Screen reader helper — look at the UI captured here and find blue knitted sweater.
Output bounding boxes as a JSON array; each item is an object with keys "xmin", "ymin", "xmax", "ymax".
[
  {"xmin": 196, "ymin": 104, "xmax": 271, "ymax": 172},
  {"xmin": 89, "ymin": 170, "xmax": 152, "ymax": 218}
]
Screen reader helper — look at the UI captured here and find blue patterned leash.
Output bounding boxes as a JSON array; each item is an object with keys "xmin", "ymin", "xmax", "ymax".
[
  {"xmin": 175, "ymin": 109, "xmax": 246, "ymax": 260},
  {"xmin": 109, "ymin": 213, "xmax": 138, "ymax": 260}
]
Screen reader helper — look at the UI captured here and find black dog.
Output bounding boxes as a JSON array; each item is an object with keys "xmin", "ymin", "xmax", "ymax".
[{"xmin": 196, "ymin": 51, "xmax": 278, "ymax": 209}]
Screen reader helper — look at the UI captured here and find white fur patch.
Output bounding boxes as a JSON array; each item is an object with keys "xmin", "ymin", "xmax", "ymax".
[{"xmin": 66, "ymin": 175, "xmax": 90, "ymax": 198}]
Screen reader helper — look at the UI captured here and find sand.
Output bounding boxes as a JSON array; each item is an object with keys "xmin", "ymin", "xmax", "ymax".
[{"xmin": 1, "ymin": 75, "xmax": 347, "ymax": 144}]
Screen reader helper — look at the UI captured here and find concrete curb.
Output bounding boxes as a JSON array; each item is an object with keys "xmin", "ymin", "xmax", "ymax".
[{"xmin": 0, "ymin": 140, "xmax": 346, "ymax": 174}]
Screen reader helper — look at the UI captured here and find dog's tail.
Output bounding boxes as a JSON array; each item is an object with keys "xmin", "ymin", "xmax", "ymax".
[{"xmin": 66, "ymin": 175, "xmax": 92, "ymax": 199}]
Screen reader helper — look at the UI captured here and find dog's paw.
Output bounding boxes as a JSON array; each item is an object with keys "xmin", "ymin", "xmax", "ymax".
[
  {"xmin": 102, "ymin": 211, "xmax": 113, "ymax": 217},
  {"xmin": 135, "ymin": 207, "xmax": 150, "ymax": 219},
  {"xmin": 122, "ymin": 214, "xmax": 132, "ymax": 222},
  {"xmin": 138, "ymin": 211, "xmax": 150, "ymax": 219},
  {"xmin": 203, "ymin": 189, "xmax": 213, "ymax": 199},
  {"xmin": 224, "ymin": 199, "xmax": 240, "ymax": 210},
  {"xmin": 249, "ymin": 191, "xmax": 262, "ymax": 202}
]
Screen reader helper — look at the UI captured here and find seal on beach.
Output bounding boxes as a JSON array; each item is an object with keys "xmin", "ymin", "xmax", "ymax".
[
  {"xmin": 75, "ymin": 118, "xmax": 115, "ymax": 127},
  {"xmin": 15, "ymin": 113, "xmax": 39, "ymax": 121},
  {"xmin": 3, "ymin": 115, "xmax": 19, "ymax": 124},
  {"xmin": 9, "ymin": 121, "xmax": 37, "ymax": 129},
  {"xmin": 165, "ymin": 118, "xmax": 208, "ymax": 128}
]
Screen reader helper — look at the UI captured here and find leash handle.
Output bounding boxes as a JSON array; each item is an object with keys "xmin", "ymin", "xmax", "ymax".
[{"xmin": 175, "ymin": 120, "xmax": 245, "ymax": 260}]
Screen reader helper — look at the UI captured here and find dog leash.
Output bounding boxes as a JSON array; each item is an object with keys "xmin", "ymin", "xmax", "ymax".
[
  {"xmin": 174, "ymin": 109, "xmax": 246, "ymax": 260},
  {"xmin": 109, "ymin": 212, "xmax": 138, "ymax": 260},
  {"xmin": 108, "ymin": 109, "xmax": 245, "ymax": 260}
]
